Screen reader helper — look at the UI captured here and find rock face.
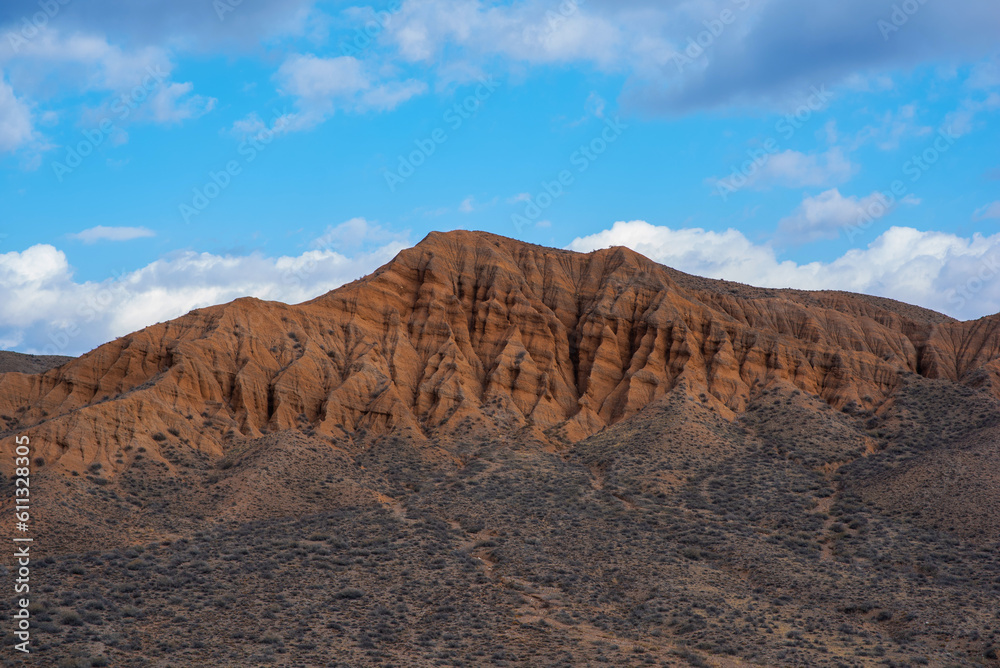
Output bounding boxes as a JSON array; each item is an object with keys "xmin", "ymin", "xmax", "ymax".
[{"xmin": 2, "ymin": 230, "xmax": 999, "ymax": 474}]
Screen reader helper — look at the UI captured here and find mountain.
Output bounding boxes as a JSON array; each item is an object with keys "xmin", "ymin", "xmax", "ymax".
[
  {"xmin": 2, "ymin": 230, "xmax": 999, "ymax": 667},
  {"xmin": 0, "ymin": 351, "xmax": 72, "ymax": 374},
  {"xmin": 3, "ymin": 230, "xmax": 997, "ymax": 472}
]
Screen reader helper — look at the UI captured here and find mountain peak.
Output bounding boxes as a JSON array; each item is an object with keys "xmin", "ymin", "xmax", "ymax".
[{"xmin": 1, "ymin": 233, "xmax": 998, "ymax": 477}]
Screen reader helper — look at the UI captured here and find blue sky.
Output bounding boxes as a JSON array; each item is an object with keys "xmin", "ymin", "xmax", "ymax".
[{"xmin": 1, "ymin": 0, "xmax": 999, "ymax": 354}]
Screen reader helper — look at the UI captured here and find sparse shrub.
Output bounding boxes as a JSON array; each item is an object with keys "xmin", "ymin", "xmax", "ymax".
[
  {"xmin": 336, "ymin": 588, "xmax": 364, "ymax": 600},
  {"xmin": 59, "ymin": 611, "xmax": 83, "ymax": 626}
]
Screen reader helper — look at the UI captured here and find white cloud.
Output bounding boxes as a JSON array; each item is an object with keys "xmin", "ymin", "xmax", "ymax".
[
  {"xmin": 0, "ymin": 230, "xmax": 408, "ymax": 355},
  {"xmin": 0, "ymin": 31, "xmax": 167, "ymax": 92},
  {"xmin": 0, "ymin": 71, "xmax": 33, "ymax": 152},
  {"xmin": 228, "ymin": 110, "xmax": 296, "ymax": 141},
  {"xmin": 0, "ymin": 244, "xmax": 69, "ymax": 286},
  {"xmin": 311, "ymin": 217, "xmax": 407, "ymax": 251},
  {"xmin": 69, "ymin": 226, "xmax": 156, "ymax": 243},
  {"xmin": 274, "ymin": 53, "xmax": 426, "ymax": 128},
  {"xmin": 755, "ymin": 147, "xmax": 856, "ymax": 189},
  {"xmin": 710, "ymin": 147, "xmax": 857, "ymax": 194},
  {"xmin": 7, "ymin": 221, "xmax": 1000, "ymax": 355},
  {"xmin": 371, "ymin": 0, "xmax": 1000, "ymax": 116},
  {"xmin": 277, "ymin": 54, "xmax": 369, "ymax": 99},
  {"xmin": 358, "ymin": 78, "xmax": 429, "ymax": 111},
  {"xmin": 777, "ymin": 189, "xmax": 895, "ymax": 243},
  {"xmin": 460, "ymin": 195, "xmax": 498, "ymax": 213},
  {"xmin": 568, "ymin": 220, "xmax": 1000, "ymax": 321},
  {"xmin": 144, "ymin": 82, "xmax": 216, "ymax": 124},
  {"xmin": 973, "ymin": 201, "xmax": 1000, "ymax": 221},
  {"xmin": 0, "ymin": 30, "xmax": 214, "ymax": 142},
  {"xmin": 385, "ymin": 0, "xmax": 628, "ymax": 71}
]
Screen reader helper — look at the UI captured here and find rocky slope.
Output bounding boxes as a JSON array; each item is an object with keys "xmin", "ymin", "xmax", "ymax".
[
  {"xmin": 1, "ymin": 230, "xmax": 999, "ymax": 475},
  {"xmin": 4, "ymin": 230, "xmax": 1000, "ymax": 667},
  {"xmin": 0, "ymin": 351, "xmax": 72, "ymax": 374}
]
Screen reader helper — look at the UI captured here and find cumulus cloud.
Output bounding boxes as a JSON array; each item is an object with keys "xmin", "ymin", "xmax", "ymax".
[
  {"xmin": 627, "ymin": 0, "xmax": 1000, "ymax": 113},
  {"xmin": 0, "ymin": 227, "xmax": 408, "ymax": 355},
  {"xmin": 710, "ymin": 147, "xmax": 856, "ymax": 194},
  {"xmin": 568, "ymin": 220, "xmax": 1000, "ymax": 321},
  {"xmin": 2, "ymin": 0, "xmax": 997, "ymax": 139},
  {"xmin": 357, "ymin": 79, "xmax": 428, "ymax": 111},
  {"xmin": 777, "ymin": 189, "xmax": 895, "ymax": 243},
  {"xmin": 228, "ymin": 110, "xmax": 296, "ymax": 141},
  {"xmin": 1, "ymin": 31, "xmax": 170, "ymax": 94},
  {"xmin": 311, "ymin": 217, "xmax": 407, "ymax": 251},
  {"xmin": 8, "ymin": 219, "xmax": 1000, "ymax": 355},
  {"xmin": 0, "ymin": 71, "xmax": 33, "ymax": 152},
  {"xmin": 277, "ymin": 54, "xmax": 369, "ymax": 99},
  {"xmin": 274, "ymin": 54, "xmax": 426, "ymax": 129},
  {"xmin": 143, "ymin": 81, "xmax": 216, "ymax": 124},
  {"xmin": 385, "ymin": 0, "xmax": 627, "ymax": 71},
  {"xmin": 357, "ymin": 0, "xmax": 1000, "ymax": 114},
  {"xmin": 3, "ymin": 0, "xmax": 996, "ymax": 152},
  {"xmin": 0, "ymin": 30, "xmax": 215, "ymax": 150},
  {"xmin": 756, "ymin": 147, "xmax": 856, "ymax": 189},
  {"xmin": 69, "ymin": 226, "xmax": 156, "ymax": 243}
]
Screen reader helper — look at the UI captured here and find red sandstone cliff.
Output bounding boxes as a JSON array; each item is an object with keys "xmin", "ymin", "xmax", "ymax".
[{"xmin": 1, "ymin": 230, "xmax": 998, "ymax": 474}]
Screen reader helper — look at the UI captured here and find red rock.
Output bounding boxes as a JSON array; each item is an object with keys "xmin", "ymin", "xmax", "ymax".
[{"xmin": 2, "ymin": 230, "xmax": 998, "ymax": 475}]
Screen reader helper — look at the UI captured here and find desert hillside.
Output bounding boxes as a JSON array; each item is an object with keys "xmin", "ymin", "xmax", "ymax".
[
  {"xmin": 2, "ymin": 230, "xmax": 998, "ymax": 474},
  {"xmin": 2, "ymin": 231, "xmax": 999, "ymax": 667}
]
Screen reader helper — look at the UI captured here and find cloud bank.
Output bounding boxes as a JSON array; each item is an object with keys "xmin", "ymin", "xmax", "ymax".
[
  {"xmin": 568, "ymin": 220, "xmax": 1000, "ymax": 321},
  {"xmin": 69, "ymin": 226, "xmax": 156, "ymax": 243},
  {"xmin": 5, "ymin": 220, "xmax": 1000, "ymax": 356},
  {"xmin": 0, "ymin": 223, "xmax": 407, "ymax": 355}
]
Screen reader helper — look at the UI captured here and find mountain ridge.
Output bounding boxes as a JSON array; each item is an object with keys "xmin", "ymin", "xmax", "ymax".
[
  {"xmin": 4, "ymin": 230, "xmax": 1000, "ymax": 666},
  {"xmin": 1, "ymin": 229, "xmax": 998, "ymax": 476}
]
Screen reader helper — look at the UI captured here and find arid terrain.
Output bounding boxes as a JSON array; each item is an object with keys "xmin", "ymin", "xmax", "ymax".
[{"xmin": 2, "ymin": 231, "xmax": 1000, "ymax": 666}]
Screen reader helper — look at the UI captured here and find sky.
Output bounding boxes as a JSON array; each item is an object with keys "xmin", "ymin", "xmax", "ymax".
[{"xmin": 0, "ymin": 0, "xmax": 998, "ymax": 355}]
